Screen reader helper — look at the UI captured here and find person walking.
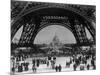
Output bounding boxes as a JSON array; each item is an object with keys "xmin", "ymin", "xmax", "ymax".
[
  {"xmin": 55, "ymin": 65, "xmax": 58, "ymax": 72},
  {"xmin": 47, "ymin": 61, "xmax": 49, "ymax": 67},
  {"xmin": 87, "ymin": 64, "xmax": 90, "ymax": 70},
  {"xmin": 58, "ymin": 64, "xmax": 62, "ymax": 72},
  {"xmin": 73, "ymin": 64, "xmax": 77, "ymax": 71},
  {"xmin": 32, "ymin": 65, "xmax": 37, "ymax": 73}
]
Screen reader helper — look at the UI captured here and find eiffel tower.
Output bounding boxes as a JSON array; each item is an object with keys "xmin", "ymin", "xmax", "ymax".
[{"xmin": 11, "ymin": 1, "xmax": 96, "ymax": 51}]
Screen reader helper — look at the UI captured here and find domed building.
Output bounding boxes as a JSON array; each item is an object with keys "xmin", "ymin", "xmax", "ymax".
[{"xmin": 48, "ymin": 34, "xmax": 64, "ymax": 53}]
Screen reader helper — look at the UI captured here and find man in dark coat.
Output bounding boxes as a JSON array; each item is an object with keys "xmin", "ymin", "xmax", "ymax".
[
  {"xmin": 32, "ymin": 65, "xmax": 37, "ymax": 73},
  {"xmin": 87, "ymin": 64, "xmax": 90, "ymax": 70},
  {"xmin": 73, "ymin": 64, "xmax": 77, "ymax": 71},
  {"xmin": 37, "ymin": 59, "xmax": 40, "ymax": 67},
  {"xmin": 18, "ymin": 65, "xmax": 23, "ymax": 72},
  {"xmin": 55, "ymin": 66, "xmax": 58, "ymax": 72},
  {"xmin": 25, "ymin": 62, "xmax": 29, "ymax": 71},
  {"xmin": 58, "ymin": 64, "xmax": 62, "ymax": 72},
  {"xmin": 47, "ymin": 61, "xmax": 49, "ymax": 67}
]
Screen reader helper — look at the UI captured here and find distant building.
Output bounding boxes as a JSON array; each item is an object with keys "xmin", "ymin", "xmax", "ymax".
[{"xmin": 48, "ymin": 34, "xmax": 63, "ymax": 53}]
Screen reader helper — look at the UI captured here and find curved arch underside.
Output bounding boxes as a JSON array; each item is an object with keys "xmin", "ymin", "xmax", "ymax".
[{"xmin": 11, "ymin": 2, "xmax": 96, "ymax": 47}]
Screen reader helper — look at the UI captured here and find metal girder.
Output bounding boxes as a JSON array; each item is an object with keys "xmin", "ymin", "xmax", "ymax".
[{"xmin": 11, "ymin": 2, "xmax": 95, "ymax": 47}]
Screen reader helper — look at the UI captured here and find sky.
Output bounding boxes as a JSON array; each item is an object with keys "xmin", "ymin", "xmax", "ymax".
[
  {"xmin": 12, "ymin": 25, "xmax": 23, "ymax": 43},
  {"xmin": 12, "ymin": 25, "xmax": 92, "ymax": 44}
]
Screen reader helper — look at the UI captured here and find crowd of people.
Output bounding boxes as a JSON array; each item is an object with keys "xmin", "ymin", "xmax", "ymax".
[
  {"xmin": 11, "ymin": 54, "xmax": 29, "ymax": 72},
  {"xmin": 11, "ymin": 55, "xmax": 63, "ymax": 73},
  {"xmin": 66, "ymin": 54, "xmax": 96, "ymax": 71},
  {"xmin": 11, "ymin": 47, "xmax": 96, "ymax": 73}
]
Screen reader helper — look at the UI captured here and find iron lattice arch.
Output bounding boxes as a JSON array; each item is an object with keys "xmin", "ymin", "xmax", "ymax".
[{"xmin": 11, "ymin": 1, "xmax": 96, "ymax": 48}]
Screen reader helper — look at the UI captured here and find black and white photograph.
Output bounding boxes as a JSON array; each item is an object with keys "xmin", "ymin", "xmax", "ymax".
[{"xmin": 11, "ymin": 0, "xmax": 96, "ymax": 74}]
